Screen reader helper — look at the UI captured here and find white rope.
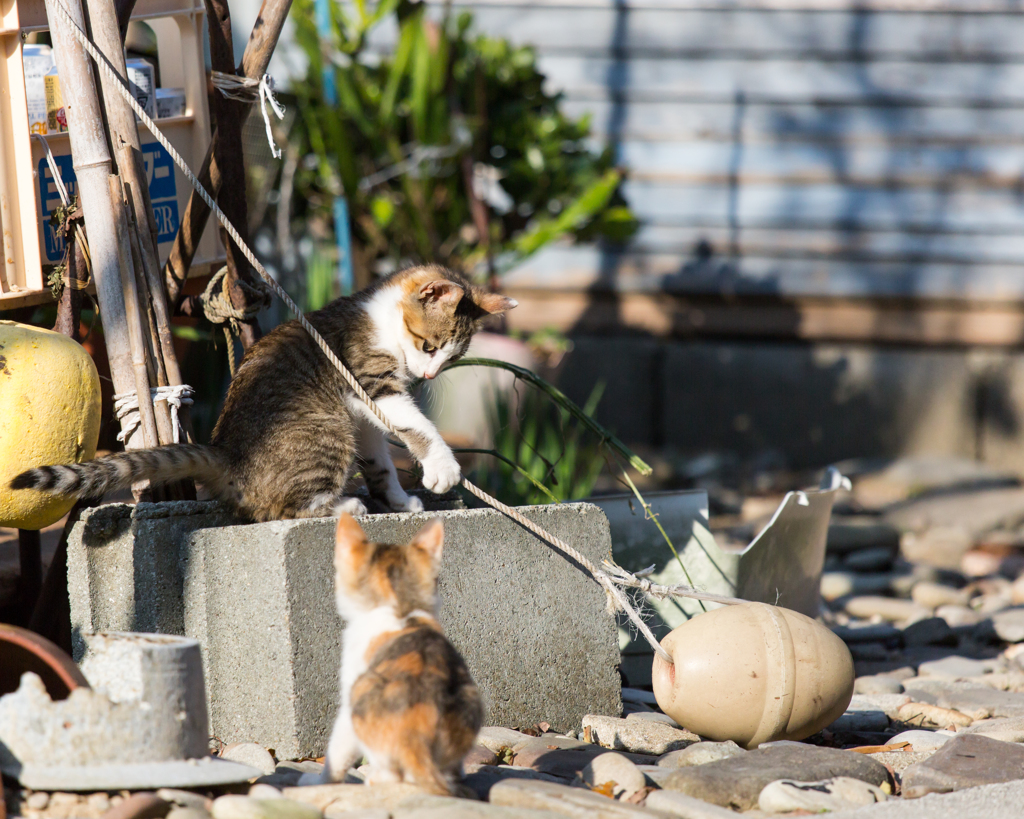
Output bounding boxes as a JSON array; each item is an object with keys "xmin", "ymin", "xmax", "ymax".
[
  {"xmin": 51, "ymin": 0, "xmax": 752, "ymax": 663},
  {"xmin": 114, "ymin": 385, "xmax": 195, "ymax": 444},
  {"xmin": 33, "ymin": 133, "xmax": 70, "ymax": 206},
  {"xmin": 210, "ymin": 70, "xmax": 286, "ymax": 159}
]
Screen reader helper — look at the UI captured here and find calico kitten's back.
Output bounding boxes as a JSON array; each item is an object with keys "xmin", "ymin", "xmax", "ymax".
[{"xmin": 326, "ymin": 515, "xmax": 483, "ymax": 792}]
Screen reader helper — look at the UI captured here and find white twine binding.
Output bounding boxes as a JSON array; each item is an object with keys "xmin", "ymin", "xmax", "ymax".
[
  {"xmin": 114, "ymin": 385, "xmax": 195, "ymax": 444},
  {"xmin": 211, "ymin": 70, "xmax": 286, "ymax": 159},
  {"xmin": 50, "ymin": 0, "xmax": 753, "ymax": 664}
]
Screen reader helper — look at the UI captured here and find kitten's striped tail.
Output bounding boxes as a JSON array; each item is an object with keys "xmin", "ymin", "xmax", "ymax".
[{"xmin": 9, "ymin": 445, "xmax": 227, "ymax": 499}]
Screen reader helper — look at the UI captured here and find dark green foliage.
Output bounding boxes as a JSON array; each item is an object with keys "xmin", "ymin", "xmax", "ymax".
[{"xmin": 289, "ymin": 0, "xmax": 635, "ymax": 279}]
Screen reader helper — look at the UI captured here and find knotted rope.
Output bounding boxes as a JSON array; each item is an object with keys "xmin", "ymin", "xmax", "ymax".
[
  {"xmin": 210, "ymin": 70, "xmax": 286, "ymax": 159},
  {"xmin": 51, "ymin": 0, "xmax": 751, "ymax": 664},
  {"xmin": 199, "ymin": 266, "xmax": 271, "ymax": 375},
  {"xmin": 113, "ymin": 385, "xmax": 195, "ymax": 444}
]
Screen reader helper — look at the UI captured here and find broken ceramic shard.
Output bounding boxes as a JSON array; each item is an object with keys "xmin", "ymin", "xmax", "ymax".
[
  {"xmin": 598, "ymin": 469, "xmax": 848, "ymax": 665},
  {"xmin": 0, "ymin": 632, "xmax": 259, "ymax": 790},
  {"xmin": 652, "ymin": 602, "xmax": 855, "ymax": 749}
]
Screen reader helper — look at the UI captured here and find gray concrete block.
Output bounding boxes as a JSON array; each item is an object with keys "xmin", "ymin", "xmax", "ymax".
[{"xmin": 68, "ymin": 502, "xmax": 621, "ymax": 759}]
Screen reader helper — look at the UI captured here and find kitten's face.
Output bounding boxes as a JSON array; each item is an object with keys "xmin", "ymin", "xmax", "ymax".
[
  {"xmin": 334, "ymin": 513, "xmax": 444, "ymax": 619},
  {"xmin": 395, "ymin": 267, "xmax": 516, "ymax": 380}
]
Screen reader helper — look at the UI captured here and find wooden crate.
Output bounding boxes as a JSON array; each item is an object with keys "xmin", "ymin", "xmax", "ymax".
[{"xmin": 0, "ymin": 0, "xmax": 222, "ymax": 309}]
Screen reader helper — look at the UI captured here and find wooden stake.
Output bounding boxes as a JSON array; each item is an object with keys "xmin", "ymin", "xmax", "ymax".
[
  {"xmin": 164, "ymin": 0, "xmax": 293, "ymax": 310},
  {"xmin": 43, "ymin": 0, "xmax": 148, "ymax": 453}
]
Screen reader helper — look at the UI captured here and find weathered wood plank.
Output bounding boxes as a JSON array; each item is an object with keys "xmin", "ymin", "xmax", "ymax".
[
  {"xmin": 610, "ymin": 140, "xmax": 1024, "ymax": 187},
  {"xmin": 541, "ymin": 56, "xmax": 1024, "ymax": 104},
  {"xmin": 563, "ymin": 101, "xmax": 1024, "ymax": 144},
  {"xmin": 428, "ymin": 0, "xmax": 1024, "ymax": 12},
  {"xmin": 503, "ymin": 288, "xmax": 1024, "ymax": 348},
  {"xmin": 502, "ymin": 245, "xmax": 1024, "ymax": 300},
  {"xmin": 395, "ymin": 7, "xmax": 1024, "ymax": 59},
  {"xmin": 619, "ymin": 180, "xmax": 1024, "ymax": 232},
  {"xmin": 630, "ymin": 225, "xmax": 1024, "ymax": 264}
]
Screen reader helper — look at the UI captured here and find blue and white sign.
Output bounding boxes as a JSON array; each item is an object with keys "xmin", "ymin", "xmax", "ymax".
[{"xmin": 38, "ymin": 141, "xmax": 180, "ymax": 263}]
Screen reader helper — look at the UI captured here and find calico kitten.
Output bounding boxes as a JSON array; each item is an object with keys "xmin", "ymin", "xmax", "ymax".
[
  {"xmin": 322, "ymin": 513, "xmax": 483, "ymax": 792},
  {"xmin": 10, "ymin": 266, "xmax": 516, "ymax": 521}
]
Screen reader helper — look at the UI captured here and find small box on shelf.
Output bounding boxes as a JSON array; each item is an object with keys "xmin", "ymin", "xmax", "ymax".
[{"xmin": 0, "ymin": 0, "xmax": 224, "ymax": 309}]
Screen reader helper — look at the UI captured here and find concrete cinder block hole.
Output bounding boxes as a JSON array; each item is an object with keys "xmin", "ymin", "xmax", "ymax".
[{"xmin": 67, "ymin": 501, "xmax": 622, "ymax": 759}]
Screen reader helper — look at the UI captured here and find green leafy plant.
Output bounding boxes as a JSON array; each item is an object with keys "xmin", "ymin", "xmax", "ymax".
[
  {"xmin": 469, "ymin": 380, "xmax": 607, "ymax": 506},
  {"xmin": 288, "ymin": 0, "xmax": 636, "ymax": 281}
]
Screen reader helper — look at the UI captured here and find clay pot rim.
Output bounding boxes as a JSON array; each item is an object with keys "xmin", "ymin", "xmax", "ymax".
[{"xmin": 0, "ymin": 623, "xmax": 90, "ymax": 697}]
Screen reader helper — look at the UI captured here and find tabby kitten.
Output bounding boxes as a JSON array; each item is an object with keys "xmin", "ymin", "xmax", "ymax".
[
  {"xmin": 10, "ymin": 266, "xmax": 516, "ymax": 521},
  {"xmin": 321, "ymin": 513, "xmax": 483, "ymax": 792}
]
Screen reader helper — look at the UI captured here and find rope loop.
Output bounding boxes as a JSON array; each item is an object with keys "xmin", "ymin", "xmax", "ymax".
[
  {"xmin": 211, "ymin": 70, "xmax": 286, "ymax": 159},
  {"xmin": 114, "ymin": 385, "xmax": 195, "ymax": 444},
  {"xmin": 200, "ymin": 266, "xmax": 271, "ymax": 375}
]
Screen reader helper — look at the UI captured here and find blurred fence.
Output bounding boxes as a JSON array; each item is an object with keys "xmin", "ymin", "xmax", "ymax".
[{"xmin": 425, "ymin": 0, "xmax": 1024, "ymax": 345}]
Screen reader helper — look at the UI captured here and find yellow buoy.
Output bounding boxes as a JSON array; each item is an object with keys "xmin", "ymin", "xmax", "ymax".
[{"xmin": 0, "ymin": 321, "xmax": 101, "ymax": 529}]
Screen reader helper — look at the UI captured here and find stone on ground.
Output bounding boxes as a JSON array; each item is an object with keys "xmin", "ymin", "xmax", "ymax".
[
  {"xmin": 916, "ymin": 657, "xmax": 994, "ymax": 679},
  {"xmin": 391, "ymin": 794, "xmax": 563, "ymax": 819},
  {"xmin": 656, "ymin": 741, "xmax": 745, "ymax": 769},
  {"xmin": 825, "ymin": 778, "xmax": 1024, "ymax": 819},
  {"xmin": 581, "ymin": 715, "xmax": 699, "ymax": 756},
  {"xmin": 221, "ymin": 744, "xmax": 276, "ymax": 776},
  {"xmin": 961, "ymin": 715, "xmax": 1024, "ymax": 742},
  {"xmin": 758, "ymin": 776, "xmax": 889, "ymax": 813},
  {"xmin": 904, "ymin": 679, "xmax": 1024, "ymax": 720},
  {"xmin": 911, "ymin": 582, "xmax": 971, "ymax": 610},
  {"xmin": 211, "ymin": 797, "xmax": 322, "ymax": 819},
  {"xmin": 855, "ymin": 675, "xmax": 905, "ymax": 695},
  {"xmin": 581, "ymin": 752, "xmax": 647, "ymax": 799},
  {"xmin": 167, "ymin": 809, "xmax": 212, "ymax": 819},
  {"xmin": 476, "ymin": 727, "xmax": 535, "ymax": 754},
  {"xmin": 281, "ymin": 784, "xmax": 426, "ymax": 814},
  {"xmin": 464, "ymin": 745, "xmax": 499, "ymax": 771},
  {"xmin": 660, "ymin": 743, "xmax": 890, "ymax": 811},
  {"xmin": 991, "ymin": 608, "xmax": 1024, "ymax": 643},
  {"xmin": 902, "ymin": 618, "xmax": 957, "ymax": 647},
  {"xmin": 462, "ymin": 765, "xmax": 574, "ymax": 801},
  {"xmin": 845, "ymin": 597, "xmax": 931, "ymax": 623},
  {"xmin": 896, "ymin": 702, "xmax": 973, "ymax": 729},
  {"xmin": 901, "ymin": 733, "xmax": 1024, "ymax": 798},
  {"xmin": 887, "ymin": 730, "xmax": 955, "ymax": 751},
  {"xmin": 643, "ymin": 790, "xmax": 740, "ymax": 818},
  {"xmin": 488, "ymin": 780, "xmax": 656, "ymax": 818}
]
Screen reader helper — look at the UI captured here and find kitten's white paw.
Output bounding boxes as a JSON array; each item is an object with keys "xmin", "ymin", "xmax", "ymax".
[
  {"xmin": 421, "ymin": 451, "xmax": 461, "ymax": 495},
  {"xmin": 388, "ymin": 492, "xmax": 425, "ymax": 513},
  {"xmin": 333, "ymin": 496, "xmax": 368, "ymax": 516}
]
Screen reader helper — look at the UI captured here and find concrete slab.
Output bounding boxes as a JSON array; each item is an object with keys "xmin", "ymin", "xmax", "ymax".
[{"xmin": 67, "ymin": 502, "xmax": 622, "ymax": 759}]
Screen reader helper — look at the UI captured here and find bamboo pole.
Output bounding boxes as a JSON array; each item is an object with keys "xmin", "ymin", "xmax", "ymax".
[
  {"xmin": 84, "ymin": 0, "xmax": 179, "ymax": 442},
  {"xmin": 164, "ymin": 0, "xmax": 293, "ymax": 309},
  {"xmin": 109, "ymin": 174, "xmax": 160, "ymax": 452},
  {"xmin": 42, "ymin": 0, "xmax": 148, "ymax": 453}
]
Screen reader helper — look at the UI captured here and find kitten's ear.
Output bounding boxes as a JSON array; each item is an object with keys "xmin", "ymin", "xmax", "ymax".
[
  {"xmin": 474, "ymin": 290, "xmax": 518, "ymax": 315},
  {"xmin": 418, "ymin": 280, "xmax": 465, "ymax": 309},
  {"xmin": 410, "ymin": 518, "xmax": 444, "ymax": 563},
  {"xmin": 335, "ymin": 513, "xmax": 368, "ymax": 572}
]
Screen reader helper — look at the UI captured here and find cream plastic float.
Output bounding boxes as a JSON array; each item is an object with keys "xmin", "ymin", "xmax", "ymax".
[
  {"xmin": 0, "ymin": 320, "xmax": 101, "ymax": 529},
  {"xmin": 652, "ymin": 602, "xmax": 854, "ymax": 749}
]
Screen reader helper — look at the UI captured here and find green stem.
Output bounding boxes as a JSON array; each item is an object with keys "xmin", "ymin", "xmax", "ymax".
[
  {"xmin": 446, "ymin": 358, "xmax": 652, "ymax": 476},
  {"xmin": 454, "ymin": 447, "xmax": 560, "ymax": 504},
  {"xmin": 619, "ymin": 470, "xmax": 707, "ymax": 612}
]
